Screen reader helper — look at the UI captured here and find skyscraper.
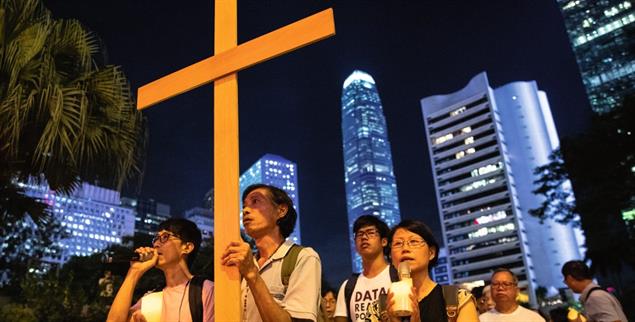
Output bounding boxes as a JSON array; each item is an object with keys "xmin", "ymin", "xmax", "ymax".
[
  {"xmin": 341, "ymin": 70, "xmax": 401, "ymax": 273},
  {"xmin": 421, "ymin": 72, "xmax": 582, "ymax": 305},
  {"xmin": 557, "ymin": 0, "xmax": 635, "ymax": 113},
  {"xmin": 121, "ymin": 197, "xmax": 171, "ymax": 238},
  {"xmin": 21, "ymin": 180, "xmax": 135, "ymax": 265},
  {"xmin": 184, "ymin": 207, "xmax": 214, "ymax": 245},
  {"xmin": 239, "ymin": 153, "xmax": 301, "ymax": 243}
]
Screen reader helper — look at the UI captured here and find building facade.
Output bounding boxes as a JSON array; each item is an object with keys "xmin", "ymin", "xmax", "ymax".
[
  {"xmin": 239, "ymin": 153, "xmax": 301, "ymax": 243},
  {"xmin": 431, "ymin": 247, "xmax": 451, "ymax": 285},
  {"xmin": 341, "ymin": 70, "xmax": 402, "ymax": 272},
  {"xmin": 184, "ymin": 207, "xmax": 214, "ymax": 245},
  {"xmin": 421, "ymin": 72, "xmax": 582, "ymax": 305},
  {"xmin": 22, "ymin": 181, "xmax": 135, "ymax": 265},
  {"xmin": 557, "ymin": 0, "xmax": 635, "ymax": 113},
  {"xmin": 121, "ymin": 197, "xmax": 171, "ymax": 238}
]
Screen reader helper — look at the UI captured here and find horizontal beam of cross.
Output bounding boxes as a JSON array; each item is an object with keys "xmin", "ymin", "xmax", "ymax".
[{"xmin": 137, "ymin": 8, "xmax": 335, "ymax": 110}]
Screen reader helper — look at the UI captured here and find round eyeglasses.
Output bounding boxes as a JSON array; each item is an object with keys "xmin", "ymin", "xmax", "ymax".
[{"xmin": 152, "ymin": 231, "xmax": 181, "ymax": 245}]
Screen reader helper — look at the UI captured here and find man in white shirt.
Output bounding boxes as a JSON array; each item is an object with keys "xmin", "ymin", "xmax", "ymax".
[
  {"xmin": 479, "ymin": 268, "xmax": 545, "ymax": 322},
  {"xmin": 334, "ymin": 215, "xmax": 393, "ymax": 322},
  {"xmin": 221, "ymin": 184, "xmax": 321, "ymax": 322}
]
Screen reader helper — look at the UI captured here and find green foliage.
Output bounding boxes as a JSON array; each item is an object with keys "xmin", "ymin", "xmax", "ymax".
[
  {"xmin": 0, "ymin": 0, "xmax": 146, "ymax": 195},
  {"xmin": 0, "ymin": 1, "xmax": 148, "ymax": 318},
  {"xmin": 19, "ymin": 272, "xmax": 87, "ymax": 322},
  {"xmin": 530, "ymin": 150, "xmax": 579, "ymax": 225},
  {"xmin": 0, "ymin": 0, "xmax": 146, "ymax": 289},
  {"xmin": 530, "ymin": 95, "xmax": 635, "ymax": 276},
  {"xmin": 0, "ymin": 304, "xmax": 38, "ymax": 322}
]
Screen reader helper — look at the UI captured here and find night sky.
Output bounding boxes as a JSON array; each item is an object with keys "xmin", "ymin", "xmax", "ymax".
[{"xmin": 44, "ymin": 0, "xmax": 593, "ymax": 286}]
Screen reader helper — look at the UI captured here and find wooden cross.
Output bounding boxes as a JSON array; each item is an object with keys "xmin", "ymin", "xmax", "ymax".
[{"xmin": 136, "ymin": 2, "xmax": 335, "ymax": 321}]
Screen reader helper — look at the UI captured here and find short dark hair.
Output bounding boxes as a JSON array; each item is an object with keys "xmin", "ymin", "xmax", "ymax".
[
  {"xmin": 353, "ymin": 215, "xmax": 390, "ymax": 238},
  {"xmin": 321, "ymin": 286, "xmax": 336, "ymax": 297},
  {"xmin": 491, "ymin": 267, "xmax": 518, "ymax": 284},
  {"xmin": 562, "ymin": 260, "xmax": 593, "ymax": 280},
  {"xmin": 388, "ymin": 219, "xmax": 439, "ymax": 270},
  {"xmin": 549, "ymin": 307, "xmax": 569, "ymax": 322},
  {"xmin": 242, "ymin": 184, "xmax": 297, "ymax": 239},
  {"xmin": 158, "ymin": 218, "xmax": 202, "ymax": 268},
  {"xmin": 472, "ymin": 285, "xmax": 485, "ymax": 299}
]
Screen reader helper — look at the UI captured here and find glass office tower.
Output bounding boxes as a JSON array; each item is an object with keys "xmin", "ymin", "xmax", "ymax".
[
  {"xmin": 121, "ymin": 197, "xmax": 171, "ymax": 239},
  {"xmin": 557, "ymin": 0, "xmax": 635, "ymax": 113},
  {"xmin": 21, "ymin": 180, "xmax": 135, "ymax": 265},
  {"xmin": 421, "ymin": 72, "xmax": 582, "ymax": 305},
  {"xmin": 239, "ymin": 153, "xmax": 301, "ymax": 243},
  {"xmin": 341, "ymin": 70, "xmax": 401, "ymax": 272}
]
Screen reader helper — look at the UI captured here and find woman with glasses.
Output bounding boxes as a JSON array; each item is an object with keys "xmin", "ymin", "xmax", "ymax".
[{"xmin": 385, "ymin": 219, "xmax": 479, "ymax": 322}]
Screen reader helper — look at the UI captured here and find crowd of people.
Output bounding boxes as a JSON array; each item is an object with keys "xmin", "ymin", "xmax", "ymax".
[{"xmin": 104, "ymin": 184, "xmax": 628, "ymax": 322}]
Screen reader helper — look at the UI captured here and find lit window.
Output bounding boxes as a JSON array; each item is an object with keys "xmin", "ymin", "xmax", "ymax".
[
  {"xmin": 450, "ymin": 106, "xmax": 466, "ymax": 116},
  {"xmin": 434, "ymin": 133, "xmax": 454, "ymax": 145}
]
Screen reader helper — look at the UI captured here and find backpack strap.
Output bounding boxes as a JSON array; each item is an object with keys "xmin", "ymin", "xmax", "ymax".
[
  {"xmin": 442, "ymin": 285, "xmax": 459, "ymax": 322},
  {"xmin": 188, "ymin": 275, "xmax": 207, "ymax": 322},
  {"xmin": 584, "ymin": 286, "xmax": 605, "ymax": 303},
  {"xmin": 343, "ymin": 273, "xmax": 360, "ymax": 322},
  {"xmin": 281, "ymin": 244, "xmax": 303, "ymax": 288}
]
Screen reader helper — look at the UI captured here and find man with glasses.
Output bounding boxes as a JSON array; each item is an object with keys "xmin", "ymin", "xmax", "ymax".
[
  {"xmin": 107, "ymin": 218, "xmax": 214, "ymax": 322},
  {"xmin": 479, "ymin": 268, "xmax": 544, "ymax": 322},
  {"xmin": 221, "ymin": 184, "xmax": 321, "ymax": 322},
  {"xmin": 334, "ymin": 215, "xmax": 394, "ymax": 322}
]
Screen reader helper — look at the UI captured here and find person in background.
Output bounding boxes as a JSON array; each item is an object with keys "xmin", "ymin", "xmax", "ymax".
[
  {"xmin": 477, "ymin": 285, "xmax": 495, "ymax": 314},
  {"xmin": 334, "ymin": 215, "xmax": 392, "ymax": 322},
  {"xmin": 479, "ymin": 268, "xmax": 544, "ymax": 322},
  {"xmin": 562, "ymin": 260, "xmax": 628, "ymax": 322},
  {"xmin": 319, "ymin": 287, "xmax": 336, "ymax": 322}
]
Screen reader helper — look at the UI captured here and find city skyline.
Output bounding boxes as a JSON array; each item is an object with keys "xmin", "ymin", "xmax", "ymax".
[{"xmin": 44, "ymin": 0, "xmax": 593, "ymax": 286}]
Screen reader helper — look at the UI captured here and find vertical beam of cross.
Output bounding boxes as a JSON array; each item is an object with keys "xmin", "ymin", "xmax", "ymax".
[{"xmin": 213, "ymin": 0, "xmax": 241, "ymax": 321}]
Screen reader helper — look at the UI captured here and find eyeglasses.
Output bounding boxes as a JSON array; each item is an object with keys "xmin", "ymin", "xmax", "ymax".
[
  {"xmin": 391, "ymin": 239, "xmax": 426, "ymax": 249},
  {"xmin": 355, "ymin": 229, "xmax": 379, "ymax": 240},
  {"xmin": 491, "ymin": 281, "xmax": 516, "ymax": 289},
  {"xmin": 152, "ymin": 231, "xmax": 181, "ymax": 245}
]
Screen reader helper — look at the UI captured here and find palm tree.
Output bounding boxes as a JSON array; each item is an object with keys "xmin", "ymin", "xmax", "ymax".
[{"xmin": 0, "ymin": 0, "xmax": 146, "ymax": 277}]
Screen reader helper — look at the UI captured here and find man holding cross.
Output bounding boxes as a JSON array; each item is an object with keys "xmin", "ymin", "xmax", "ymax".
[
  {"xmin": 135, "ymin": 0, "xmax": 335, "ymax": 317},
  {"xmin": 221, "ymin": 184, "xmax": 322, "ymax": 322}
]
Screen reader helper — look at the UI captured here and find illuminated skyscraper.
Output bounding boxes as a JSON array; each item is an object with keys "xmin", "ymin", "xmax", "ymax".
[
  {"xmin": 22, "ymin": 181, "xmax": 135, "ymax": 265},
  {"xmin": 557, "ymin": 0, "xmax": 635, "ymax": 113},
  {"xmin": 341, "ymin": 70, "xmax": 401, "ymax": 272},
  {"xmin": 239, "ymin": 154, "xmax": 301, "ymax": 243},
  {"xmin": 421, "ymin": 72, "xmax": 582, "ymax": 305}
]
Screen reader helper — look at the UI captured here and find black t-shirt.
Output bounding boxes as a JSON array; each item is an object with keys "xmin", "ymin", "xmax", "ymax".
[{"xmin": 418, "ymin": 284, "xmax": 447, "ymax": 322}]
